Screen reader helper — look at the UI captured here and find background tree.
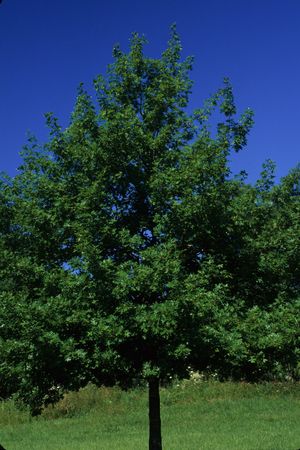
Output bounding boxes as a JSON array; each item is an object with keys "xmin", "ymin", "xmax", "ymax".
[
  {"xmin": 232, "ymin": 162, "xmax": 300, "ymax": 379},
  {"xmin": 0, "ymin": 27, "xmax": 299, "ymax": 450}
]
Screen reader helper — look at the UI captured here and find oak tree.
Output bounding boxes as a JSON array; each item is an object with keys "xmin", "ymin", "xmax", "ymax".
[{"xmin": 1, "ymin": 27, "xmax": 299, "ymax": 449}]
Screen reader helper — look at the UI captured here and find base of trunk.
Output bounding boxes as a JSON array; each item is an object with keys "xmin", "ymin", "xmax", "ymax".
[{"xmin": 148, "ymin": 377, "xmax": 162, "ymax": 450}]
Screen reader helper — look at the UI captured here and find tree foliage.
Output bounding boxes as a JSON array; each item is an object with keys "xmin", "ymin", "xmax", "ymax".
[{"xmin": 0, "ymin": 26, "xmax": 299, "ymax": 447}]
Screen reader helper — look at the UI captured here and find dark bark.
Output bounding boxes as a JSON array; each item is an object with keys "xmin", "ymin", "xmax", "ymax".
[{"xmin": 148, "ymin": 377, "xmax": 162, "ymax": 450}]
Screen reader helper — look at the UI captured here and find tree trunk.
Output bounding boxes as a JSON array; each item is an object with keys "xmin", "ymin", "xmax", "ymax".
[{"xmin": 148, "ymin": 377, "xmax": 162, "ymax": 450}]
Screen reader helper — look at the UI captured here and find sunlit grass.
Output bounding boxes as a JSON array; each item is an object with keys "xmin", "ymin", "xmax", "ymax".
[{"xmin": 0, "ymin": 380, "xmax": 299, "ymax": 449}]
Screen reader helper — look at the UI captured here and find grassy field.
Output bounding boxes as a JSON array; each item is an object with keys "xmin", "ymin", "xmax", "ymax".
[{"xmin": 0, "ymin": 380, "xmax": 299, "ymax": 450}]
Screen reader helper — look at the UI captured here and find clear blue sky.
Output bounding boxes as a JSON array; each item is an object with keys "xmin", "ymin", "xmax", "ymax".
[{"xmin": 1, "ymin": 0, "xmax": 299, "ymax": 182}]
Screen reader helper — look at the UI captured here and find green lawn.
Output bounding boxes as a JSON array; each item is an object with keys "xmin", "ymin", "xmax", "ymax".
[{"xmin": 0, "ymin": 380, "xmax": 299, "ymax": 449}]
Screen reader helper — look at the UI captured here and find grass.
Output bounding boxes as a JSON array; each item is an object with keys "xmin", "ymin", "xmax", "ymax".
[{"xmin": 0, "ymin": 380, "xmax": 299, "ymax": 449}]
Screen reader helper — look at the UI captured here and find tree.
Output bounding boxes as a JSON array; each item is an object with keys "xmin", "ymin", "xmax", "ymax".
[
  {"xmin": 233, "ymin": 162, "xmax": 300, "ymax": 379},
  {"xmin": 0, "ymin": 27, "xmax": 299, "ymax": 449}
]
